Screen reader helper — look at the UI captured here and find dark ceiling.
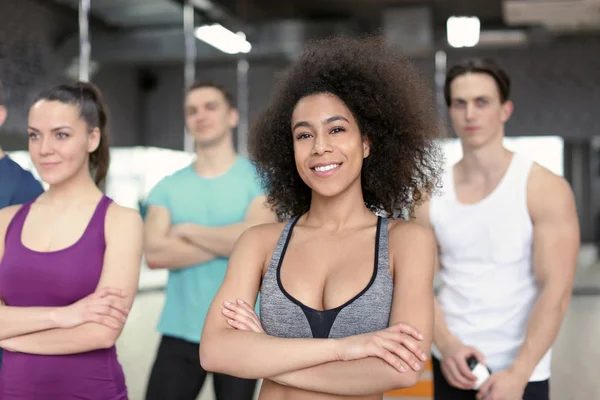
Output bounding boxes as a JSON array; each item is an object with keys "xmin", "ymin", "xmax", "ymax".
[{"xmin": 211, "ymin": 0, "xmax": 505, "ymax": 28}]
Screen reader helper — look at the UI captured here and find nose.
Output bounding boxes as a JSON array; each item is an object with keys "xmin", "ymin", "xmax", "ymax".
[
  {"xmin": 311, "ymin": 133, "xmax": 333, "ymax": 155},
  {"xmin": 465, "ymin": 103, "xmax": 477, "ymax": 121},
  {"xmin": 39, "ymin": 136, "xmax": 54, "ymax": 156}
]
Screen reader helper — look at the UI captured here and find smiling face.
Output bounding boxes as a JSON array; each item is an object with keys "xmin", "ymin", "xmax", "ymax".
[
  {"xmin": 291, "ymin": 93, "xmax": 370, "ymax": 198},
  {"xmin": 27, "ymin": 100, "xmax": 100, "ymax": 185},
  {"xmin": 448, "ymin": 72, "xmax": 513, "ymax": 150},
  {"xmin": 184, "ymin": 86, "xmax": 238, "ymax": 148}
]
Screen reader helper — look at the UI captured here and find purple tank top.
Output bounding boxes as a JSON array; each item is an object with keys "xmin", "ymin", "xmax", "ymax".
[{"xmin": 0, "ymin": 195, "xmax": 128, "ymax": 399}]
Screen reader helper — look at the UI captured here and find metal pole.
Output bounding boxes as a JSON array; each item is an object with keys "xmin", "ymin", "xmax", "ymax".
[
  {"xmin": 183, "ymin": 0, "xmax": 196, "ymax": 153},
  {"xmin": 79, "ymin": 0, "xmax": 91, "ymax": 82},
  {"xmin": 434, "ymin": 50, "xmax": 448, "ymax": 136},
  {"xmin": 236, "ymin": 58, "xmax": 249, "ymax": 156}
]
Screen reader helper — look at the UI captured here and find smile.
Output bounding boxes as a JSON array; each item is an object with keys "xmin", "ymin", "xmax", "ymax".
[{"xmin": 313, "ymin": 164, "xmax": 340, "ymax": 172}]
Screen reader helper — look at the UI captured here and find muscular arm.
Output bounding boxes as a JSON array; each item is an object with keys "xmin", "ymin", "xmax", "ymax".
[
  {"xmin": 200, "ymin": 225, "xmax": 344, "ymax": 379},
  {"xmin": 174, "ymin": 195, "xmax": 277, "ymax": 257},
  {"xmin": 143, "ymin": 205, "xmax": 216, "ymax": 269},
  {"xmin": 271, "ymin": 223, "xmax": 436, "ymax": 395},
  {"xmin": 0, "ymin": 206, "xmax": 143, "ymax": 355},
  {"xmin": 511, "ymin": 169, "xmax": 579, "ymax": 378}
]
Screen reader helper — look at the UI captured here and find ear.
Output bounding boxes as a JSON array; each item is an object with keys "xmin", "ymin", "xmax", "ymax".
[
  {"xmin": 228, "ymin": 107, "xmax": 240, "ymax": 129},
  {"xmin": 0, "ymin": 106, "xmax": 7, "ymax": 128},
  {"xmin": 87, "ymin": 127, "xmax": 101, "ymax": 154},
  {"xmin": 500, "ymin": 100, "xmax": 513, "ymax": 123},
  {"xmin": 362, "ymin": 136, "xmax": 371, "ymax": 158}
]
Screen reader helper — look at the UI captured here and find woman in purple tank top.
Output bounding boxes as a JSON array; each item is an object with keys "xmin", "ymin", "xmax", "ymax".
[{"xmin": 0, "ymin": 82, "xmax": 143, "ymax": 399}]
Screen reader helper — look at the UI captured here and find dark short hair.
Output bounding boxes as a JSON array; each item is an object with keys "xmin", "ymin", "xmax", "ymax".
[
  {"xmin": 186, "ymin": 81, "xmax": 236, "ymax": 109},
  {"xmin": 444, "ymin": 58, "xmax": 511, "ymax": 106},
  {"xmin": 249, "ymin": 35, "xmax": 443, "ymax": 220}
]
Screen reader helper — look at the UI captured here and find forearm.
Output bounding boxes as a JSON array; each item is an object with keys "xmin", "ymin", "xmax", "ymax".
[
  {"xmin": 512, "ymin": 286, "xmax": 571, "ymax": 377},
  {"xmin": 0, "ymin": 305, "xmax": 61, "ymax": 340},
  {"xmin": 0, "ymin": 323, "xmax": 115, "ymax": 355},
  {"xmin": 432, "ymin": 298, "xmax": 459, "ymax": 354},
  {"xmin": 200, "ymin": 329, "xmax": 340, "ymax": 379},
  {"xmin": 145, "ymin": 237, "xmax": 216, "ymax": 270},
  {"xmin": 183, "ymin": 222, "xmax": 257, "ymax": 257},
  {"xmin": 272, "ymin": 357, "xmax": 422, "ymax": 395}
]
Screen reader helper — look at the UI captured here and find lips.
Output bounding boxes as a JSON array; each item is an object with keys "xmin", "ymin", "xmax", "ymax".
[
  {"xmin": 310, "ymin": 162, "xmax": 342, "ymax": 177},
  {"xmin": 313, "ymin": 163, "xmax": 340, "ymax": 172}
]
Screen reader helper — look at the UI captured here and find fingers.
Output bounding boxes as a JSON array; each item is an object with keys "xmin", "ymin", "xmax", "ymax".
[
  {"xmin": 86, "ymin": 313, "xmax": 124, "ymax": 329},
  {"xmin": 222, "ymin": 300, "xmax": 264, "ymax": 333},
  {"xmin": 89, "ymin": 304, "xmax": 128, "ymax": 324},
  {"xmin": 226, "ymin": 318, "xmax": 253, "ymax": 331},
  {"xmin": 388, "ymin": 321, "xmax": 424, "ymax": 341},
  {"xmin": 367, "ymin": 341, "xmax": 407, "ymax": 373},
  {"xmin": 380, "ymin": 339, "xmax": 423, "ymax": 372},
  {"xmin": 476, "ymin": 376, "xmax": 494, "ymax": 400},
  {"xmin": 443, "ymin": 358, "xmax": 476, "ymax": 389},
  {"xmin": 455, "ymin": 353, "xmax": 477, "ymax": 381},
  {"xmin": 94, "ymin": 287, "xmax": 126, "ymax": 299},
  {"xmin": 381, "ymin": 331, "xmax": 428, "ymax": 362}
]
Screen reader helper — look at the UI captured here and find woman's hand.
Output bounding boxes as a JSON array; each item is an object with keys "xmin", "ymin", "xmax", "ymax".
[
  {"xmin": 336, "ymin": 322, "xmax": 428, "ymax": 373},
  {"xmin": 53, "ymin": 287, "xmax": 129, "ymax": 330},
  {"xmin": 222, "ymin": 299, "xmax": 265, "ymax": 333}
]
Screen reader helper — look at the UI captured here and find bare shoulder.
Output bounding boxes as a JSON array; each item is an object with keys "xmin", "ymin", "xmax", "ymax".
[
  {"xmin": 388, "ymin": 219, "xmax": 437, "ymax": 257},
  {"xmin": 0, "ymin": 205, "xmax": 22, "ymax": 236},
  {"xmin": 105, "ymin": 202, "xmax": 144, "ymax": 237},
  {"xmin": 239, "ymin": 220, "xmax": 288, "ymax": 250},
  {"xmin": 528, "ymin": 163, "xmax": 576, "ymax": 220},
  {"xmin": 0, "ymin": 205, "xmax": 22, "ymax": 225}
]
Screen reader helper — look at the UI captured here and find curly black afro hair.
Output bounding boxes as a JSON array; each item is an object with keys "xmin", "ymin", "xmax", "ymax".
[{"xmin": 249, "ymin": 34, "xmax": 443, "ymax": 220}]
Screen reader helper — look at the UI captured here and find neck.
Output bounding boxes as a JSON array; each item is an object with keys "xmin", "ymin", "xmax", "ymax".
[
  {"xmin": 304, "ymin": 177, "xmax": 374, "ymax": 232},
  {"xmin": 0, "ymin": 146, "xmax": 5, "ymax": 159},
  {"xmin": 458, "ymin": 135, "xmax": 512, "ymax": 181},
  {"xmin": 42, "ymin": 170, "xmax": 102, "ymax": 208},
  {"xmin": 193, "ymin": 134, "xmax": 237, "ymax": 177}
]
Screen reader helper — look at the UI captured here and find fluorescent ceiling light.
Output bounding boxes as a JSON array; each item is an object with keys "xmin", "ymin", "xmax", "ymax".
[
  {"xmin": 194, "ymin": 23, "xmax": 252, "ymax": 54},
  {"xmin": 447, "ymin": 16, "xmax": 480, "ymax": 48}
]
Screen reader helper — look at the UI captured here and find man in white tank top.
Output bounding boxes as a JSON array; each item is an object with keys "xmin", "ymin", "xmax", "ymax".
[{"xmin": 414, "ymin": 58, "xmax": 579, "ymax": 400}]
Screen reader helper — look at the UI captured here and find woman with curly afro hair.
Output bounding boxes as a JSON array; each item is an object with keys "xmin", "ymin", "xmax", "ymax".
[{"xmin": 200, "ymin": 34, "xmax": 443, "ymax": 399}]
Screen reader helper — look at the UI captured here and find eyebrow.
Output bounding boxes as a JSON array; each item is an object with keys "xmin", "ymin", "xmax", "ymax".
[
  {"xmin": 28, "ymin": 126, "xmax": 73, "ymax": 132},
  {"xmin": 292, "ymin": 115, "xmax": 350, "ymax": 131}
]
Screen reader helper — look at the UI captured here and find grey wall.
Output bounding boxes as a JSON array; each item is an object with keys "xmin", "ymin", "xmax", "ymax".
[
  {"xmin": 139, "ymin": 59, "xmax": 289, "ymax": 150},
  {"xmin": 0, "ymin": 0, "xmax": 74, "ymax": 137}
]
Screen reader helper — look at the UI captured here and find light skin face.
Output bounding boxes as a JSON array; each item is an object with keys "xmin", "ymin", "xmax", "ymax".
[
  {"xmin": 448, "ymin": 72, "xmax": 513, "ymax": 150},
  {"xmin": 291, "ymin": 93, "xmax": 370, "ymax": 198},
  {"xmin": 27, "ymin": 100, "xmax": 100, "ymax": 186},
  {"xmin": 184, "ymin": 87, "xmax": 239, "ymax": 148}
]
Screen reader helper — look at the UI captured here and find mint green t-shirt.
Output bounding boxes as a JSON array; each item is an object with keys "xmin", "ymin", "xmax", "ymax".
[{"xmin": 146, "ymin": 156, "xmax": 264, "ymax": 343}]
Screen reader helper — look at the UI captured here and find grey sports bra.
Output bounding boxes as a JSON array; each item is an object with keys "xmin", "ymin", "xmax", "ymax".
[{"xmin": 259, "ymin": 215, "xmax": 394, "ymax": 339}]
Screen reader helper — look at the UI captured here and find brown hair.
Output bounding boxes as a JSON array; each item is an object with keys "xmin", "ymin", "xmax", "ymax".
[
  {"xmin": 32, "ymin": 81, "xmax": 110, "ymax": 186},
  {"xmin": 186, "ymin": 81, "xmax": 236, "ymax": 109},
  {"xmin": 444, "ymin": 58, "xmax": 511, "ymax": 106}
]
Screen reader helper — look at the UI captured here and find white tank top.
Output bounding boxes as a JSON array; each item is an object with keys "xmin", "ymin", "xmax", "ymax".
[{"xmin": 429, "ymin": 152, "xmax": 551, "ymax": 381}]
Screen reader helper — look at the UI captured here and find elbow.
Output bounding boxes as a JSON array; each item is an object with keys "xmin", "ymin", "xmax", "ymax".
[
  {"xmin": 199, "ymin": 335, "xmax": 221, "ymax": 373},
  {"xmin": 95, "ymin": 328, "xmax": 120, "ymax": 350},
  {"xmin": 144, "ymin": 252, "xmax": 166, "ymax": 270},
  {"xmin": 388, "ymin": 370, "xmax": 422, "ymax": 391}
]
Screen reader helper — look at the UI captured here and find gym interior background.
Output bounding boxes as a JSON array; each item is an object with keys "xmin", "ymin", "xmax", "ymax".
[{"xmin": 1, "ymin": 0, "xmax": 599, "ymax": 399}]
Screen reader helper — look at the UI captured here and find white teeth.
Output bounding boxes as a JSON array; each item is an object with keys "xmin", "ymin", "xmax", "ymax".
[{"xmin": 314, "ymin": 164, "xmax": 339, "ymax": 172}]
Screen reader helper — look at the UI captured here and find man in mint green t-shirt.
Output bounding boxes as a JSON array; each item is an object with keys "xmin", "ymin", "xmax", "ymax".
[{"xmin": 143, "ymin": 82, "xmax": 276, "ymax": 400}]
